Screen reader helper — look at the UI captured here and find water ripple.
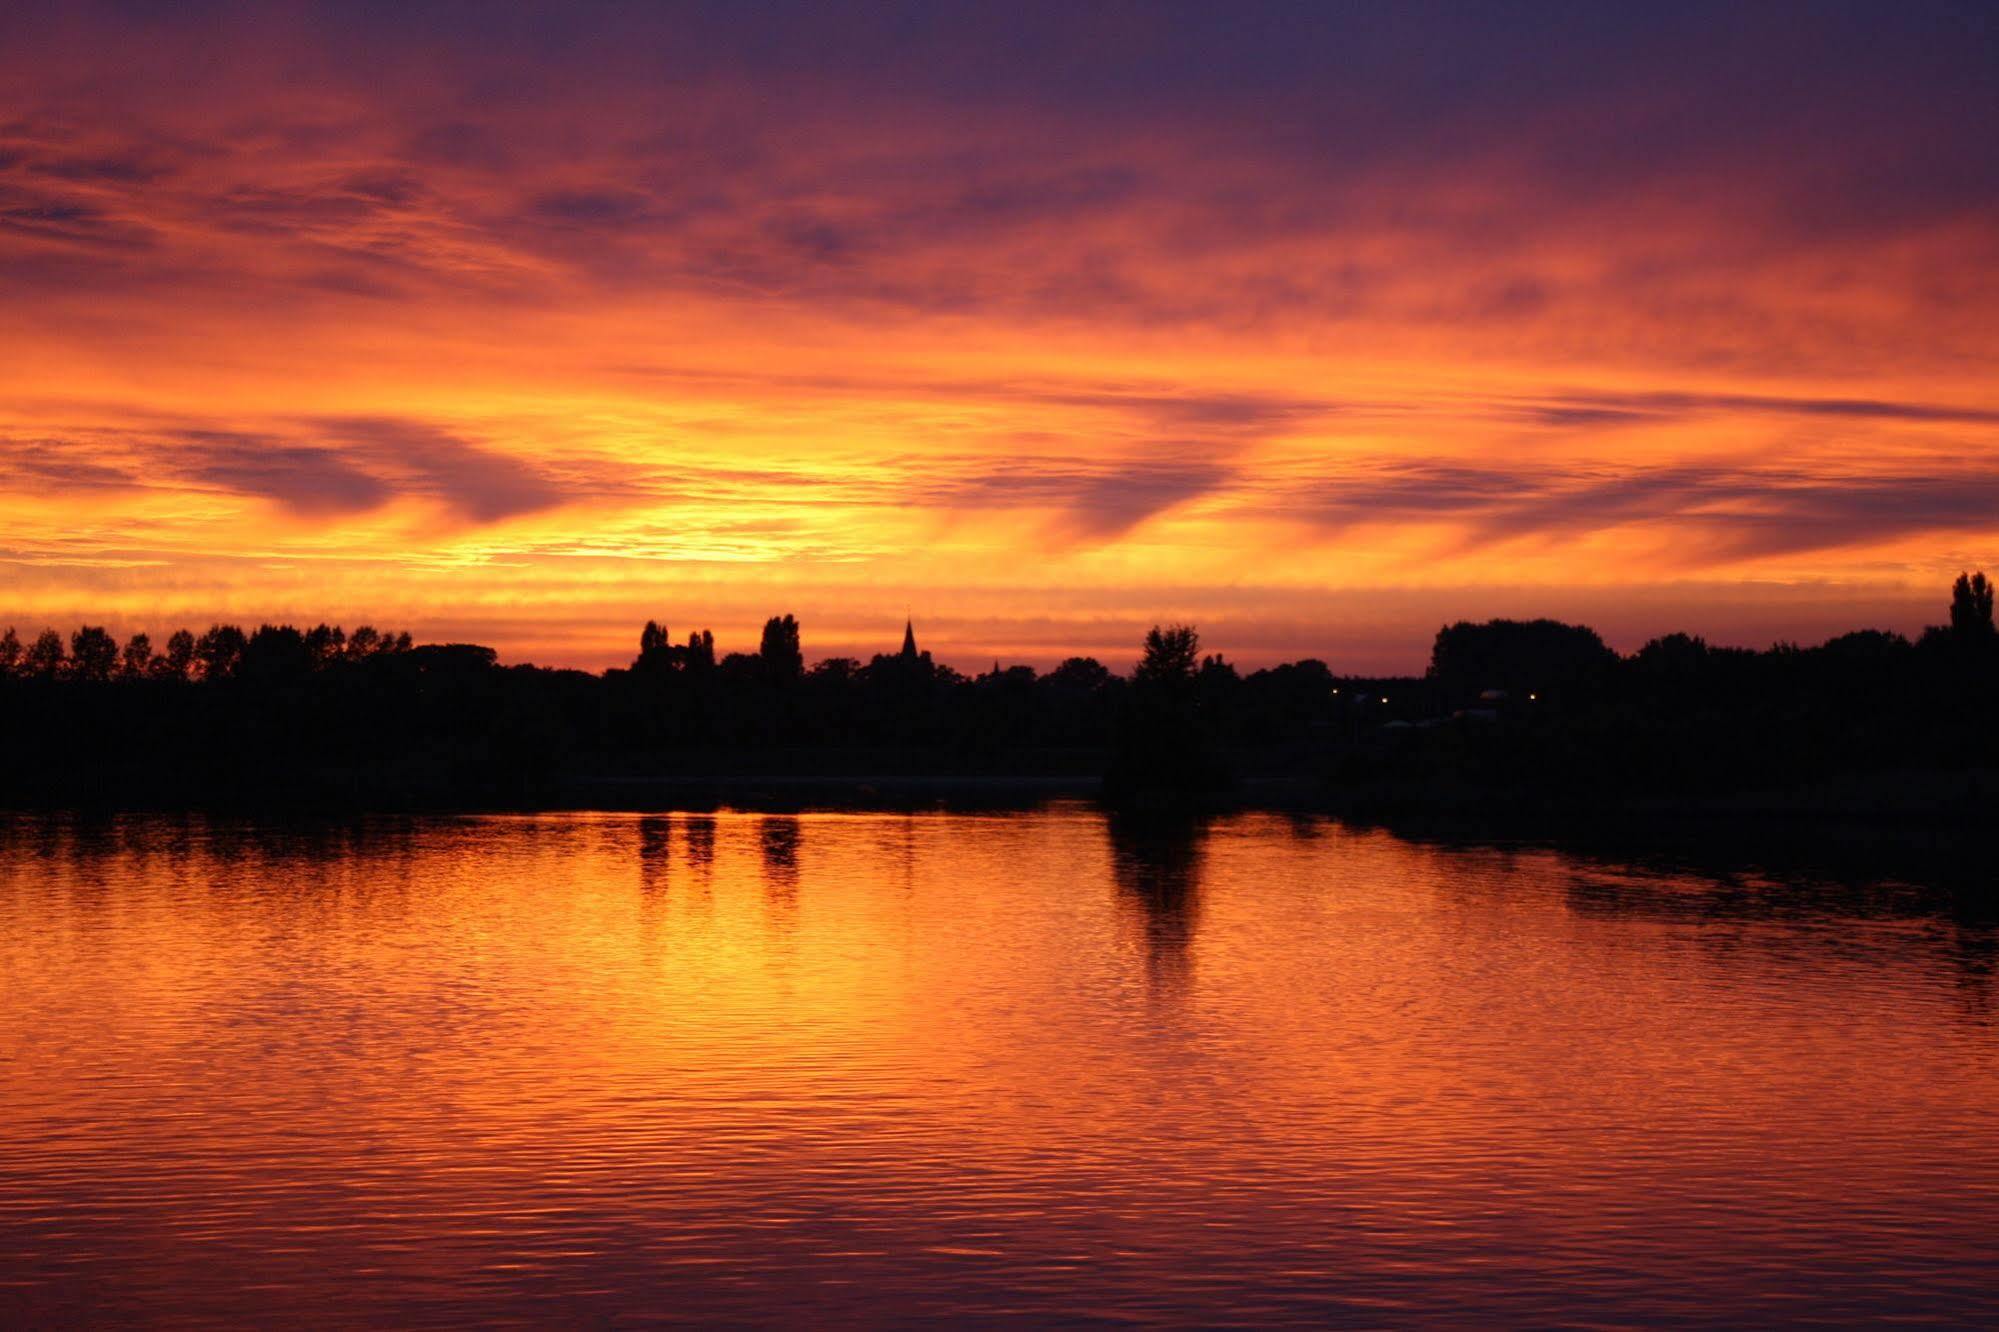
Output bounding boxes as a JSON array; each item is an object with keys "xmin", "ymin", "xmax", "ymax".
[{"xmin": 1, "ymin": 809, "xmax": 1995, "ymax": 1325}]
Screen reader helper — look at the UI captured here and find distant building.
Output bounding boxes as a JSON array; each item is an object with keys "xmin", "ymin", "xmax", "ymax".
[{"xmin": 873, "ymin": 618, "xmax": 935, "ymax": 683}]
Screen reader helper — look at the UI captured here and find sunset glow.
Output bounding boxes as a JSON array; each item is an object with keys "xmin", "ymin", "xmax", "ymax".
[{"xmin": 4, "ymin": 3, "xmax": 1995, "ymax": 670}]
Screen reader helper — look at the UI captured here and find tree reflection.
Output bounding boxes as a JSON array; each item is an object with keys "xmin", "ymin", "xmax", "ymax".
[
  {"xmin": 761, "ymin": 816, "xmax": 801, "ymax": 927},
  {"xmin": 1948, "ymin": 917, "xmax": 1995, "ymax": 1024},
  {"xmin": 1106, "ymin": 813, "xmax": 1208, "ymax": 1001},
  {"xmin": 638, "ymin": 816, "xmax": 671, "ymax": 895},
  {"xmin": 682, "ymin": 815, "xmax": 715, "ymax": 872}
]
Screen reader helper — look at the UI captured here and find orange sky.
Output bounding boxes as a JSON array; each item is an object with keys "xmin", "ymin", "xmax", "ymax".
[{"xmin": 3, "ymin": 3, "xmax": 1995, "ymax": 672}]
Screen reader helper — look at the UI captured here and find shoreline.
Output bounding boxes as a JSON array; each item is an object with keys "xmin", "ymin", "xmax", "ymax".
[
  {"xmin": 7, "ymin": 763, "xmax": 1997, "ymax": 817},
  {"xmin": 6, "ymin": 773, "xmax": 1990, "ymax": 903},
  {"xmin": 7, "ymin": 765, "xmax": 1994, "ymax": 829}
]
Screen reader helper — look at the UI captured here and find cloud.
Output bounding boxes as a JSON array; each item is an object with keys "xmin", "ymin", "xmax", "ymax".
[
  {"xmin": 403, "ymin": 121, "xmax": 513, "ymax": 172},
  {"xmin": 1513, "ymin": 390, "xmax": 1999, "ymax": 429},
  {"xmin": 527, "ymin": 188, "xmax": 653, "ymax": 227},
  {"xmin": 1276, "ymin": 460, "xmax": 1999, "ymax": 564},
  {"xmin": 178, "ymin": 432, "xmax": 392, "ymax": 515},
  {"xmin": 28, "ymin": 149, "xmax": 176, "ymax": 185},
  {"xmin": 0, "ymin": 3, "xmax": 1992, "ymax": 667},
  {"xmin": 311, "ymin": 417, "xmax": 567, "ymax": 522},
  {"xmin": 4, "ymin": 417, "xmax": 608, "ymax": 525},
  {"xmin": 0, "ymin": 438, "xmax": 141, "ymax": 491},
  {"xmin": 919, "ymin": 456, "xmax": 1234, "ymax": 540},
  {"xmin": 0, "ymin": 183, "xmax": 156, "ymax": 248}
]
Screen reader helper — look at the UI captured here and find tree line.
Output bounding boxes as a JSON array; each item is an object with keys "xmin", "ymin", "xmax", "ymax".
[
  {"xmin": 1329, "ymin": 572, "xmax": 1999, "ymax": 816},
  {"xmin": 0, "ymin": 573, "xmax": 1992, "ymax": 811},
  {"xmin": 0, "ymin": 623, "xmax": 414, "ymax": 683}
]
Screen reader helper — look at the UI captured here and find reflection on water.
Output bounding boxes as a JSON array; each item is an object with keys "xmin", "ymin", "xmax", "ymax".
[
  {"xmin": 638, "ymin": 815, "xmax": 671, "ymax": 895},
  {"xmin": 1107, "ymin": 814, "xmax": 1206, "ymax": 1001},
  {"xmin": 1, "ymin": 808, "xmax": 1996, "ymax": 1325},
  {"xmin": 761, "ymin": 815, "xmax": 801, "ymax": 904}
]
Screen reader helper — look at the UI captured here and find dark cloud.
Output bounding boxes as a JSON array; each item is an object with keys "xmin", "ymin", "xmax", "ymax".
[
  {"xmin": 0, "ymin": 184, "xmax": 155, "ymax": 248},
  {"xmin": 29, "ymin": 150, "xmax": 175, "ymax": 185},
  {"xmin": 210, "ymin": 184, "xmax": 390, "ymax": 233},
  {"xmin": 404, "ymin": 121, "xmax": 513, "ymax": 172},
  {"xmin": 1519, "ymin": 390, "xmax": 1999, "ymax": 428},
  {"xmin": 881, "ymin": 384, "xmax": 1326, "ymax": 540},
  {"xmin": 1523, "ymin": 406, "xmax": 1655, "ymax": 430},
  {"xmin": 1280, "ymin": 460, "xmax": 1999, "ymax": 563},
  {"xmin": 0, "ymin": 438, "xmax": 141, "ymax": 491},
  {"xmin": 0, "ymin": 5, "xmax": 1987, "ymax": 350},
  {"xmin": 338, "ymin": 170, "xmax": 424, "ymax": 205},
  {"xmin": 528, "ymin": 188, "xmax": 653, "ymax": 226},
  {"xmin": 3, "ymin": 418, "xmax": 618, "ymax": 525},
  {"xmin": 307, "ymin": 417, "xmax": 569, "ymax": 522},
  {"xmin": 178, "ymin": 432, "xmax": 393, "ymax": 515},
  {"xmin": 1032, "ymin": 389, "xmax": 1330, "ymax": 435},
  {"xmin": 912, "ymin": 454, "xmax": 1234, "ymax": 540},
  {"xmin": 5, "ymin": 5, "xmax": 1995, "ymax": 225},
  {"xmin": 762, "ymin": 212, "xmax": 865, "ymax": 266}
]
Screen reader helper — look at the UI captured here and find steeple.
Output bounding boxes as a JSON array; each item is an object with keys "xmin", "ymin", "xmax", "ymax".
[{"xmin": 900, "ymin": 618, "xmax": 919, "ymax": 660}]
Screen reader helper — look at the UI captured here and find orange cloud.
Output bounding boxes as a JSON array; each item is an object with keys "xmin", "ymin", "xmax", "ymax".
[{"xmin": 0, "ymin": 5, "xmax": 1994, "ymax": 671}]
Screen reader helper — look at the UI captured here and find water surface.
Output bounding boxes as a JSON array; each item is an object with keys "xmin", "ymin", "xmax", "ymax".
[{"xmin": 2, "ymin": 809, "xmax": 1995, "ymax": 1325}]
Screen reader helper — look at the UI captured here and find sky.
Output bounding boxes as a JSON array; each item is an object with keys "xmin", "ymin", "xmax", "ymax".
[{"xmin": 2, "ymin": 1, "xmax": 1995, "ymax": 673}]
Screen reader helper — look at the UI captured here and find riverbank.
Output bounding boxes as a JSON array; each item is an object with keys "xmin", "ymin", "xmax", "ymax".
[{"xmin": 10, "ymin": 755, "xmax": 1998, "ymax": 824}]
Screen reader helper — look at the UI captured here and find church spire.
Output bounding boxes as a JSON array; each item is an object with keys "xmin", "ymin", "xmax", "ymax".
[{"xmin": 900, "ymin": 618, "xmax": 918, "ymax": 660}]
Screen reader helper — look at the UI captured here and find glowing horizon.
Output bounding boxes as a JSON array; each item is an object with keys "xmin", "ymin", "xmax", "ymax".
[{"xmin": 3, "ymin": 3, "xmax": 1995, "ymax": 674}]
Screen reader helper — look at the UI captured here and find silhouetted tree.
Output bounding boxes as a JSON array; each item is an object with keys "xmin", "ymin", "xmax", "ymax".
[
  {"xmin": 1429, "ymin": 617, "xmax": 1616, "ymax": 704},
  {"xmin": 68, "ymin": 627, "xmax": 118, "ymax": 683},
  {"xmin": 194, "ymin": 624, "xmax": 247, "ymax": 681},
  {"xmin": 119, "ymin": 632, "xmax": 154, "ymax": 680},
  {"xmin": 1047, "ymin": 656, "xmax": 1112, "ymax": 691},
  {"xmin": 304, "ymin": 623, "xmax": 346, "ymax": 667},
  {"xmin": 632, "ymin": 620, "xmax": 718, "ymax": 681},
  {"xmin": 1951, "ymin": 571, "xmax": 1995, "ymax": 639},
  {"xmin": 1632, "ymin": 632, "xmax": 1710, "ymax": 677},
  {"xmin": 759, "ymin": 614, "xmax": 803, "ymax": 681},
  {"xmin": 346, "ymin": 625, "xmax": 382, "ymax": 659},
  {"xmin": 1134, "ymin": 624, "xmax": 1200, "ymax": 695},
  {"xmin": 809, "ymin": 655, "xmax": 859, "ymax": 683},
  {"xmin": 1107, "ymin": 624, "xmax": 1229, "ymax": 804},
  {"xmin": 635, "ymin": 619, "xmax": 676, "ymax": 674},
  {"xmin": 155, "ymin": 629, "xmax": 196, "ymax": 682},
  {"xmin": 1819, "ymin": 629, "xmax": 1910, "ymax": 661},
  {"xmin": 241, "ymin": 625, "xmax": 312, "ymax": 682},
  {"xmin": 23, "ymin": 629, "xmax": 64, "ymax": 678},
  {"xmin": 0, "ymin": 628, "xmax": 19, "ymax": 676},
  {"xmin": 1235, "ymin": 658, "xmax": 1336, "ymax": 745}
]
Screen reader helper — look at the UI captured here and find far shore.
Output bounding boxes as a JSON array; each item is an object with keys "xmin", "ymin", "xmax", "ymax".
[
  {"xmin": 555, "ymin": 763, "xmax": 1999, "ymax": 821},
  {"xmin": 7, "ymin": 767, "xmax": 1991, "ymax": 904},
  {"xmin": 8, "ymin": 763, "xmax": 1995, "ymax": 825}
]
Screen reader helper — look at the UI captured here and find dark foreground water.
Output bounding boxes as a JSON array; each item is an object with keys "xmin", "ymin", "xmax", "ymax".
[{"xmin": 2, "ymin": 810, "xmax": 1995, "ymax": 1327}]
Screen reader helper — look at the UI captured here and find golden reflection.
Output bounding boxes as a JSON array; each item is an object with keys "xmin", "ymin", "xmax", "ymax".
[{"xmin": 1, "ymin": 811, "xmax": 1997, "ymax": 1324}]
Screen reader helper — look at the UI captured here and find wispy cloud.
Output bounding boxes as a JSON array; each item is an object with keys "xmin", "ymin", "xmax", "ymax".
[
  {"xmin": 0, "ymin": 4, "xmax": 1993, "ymax": 667},
  {"xmin": 1268, "ymin": 460, "xmax": 1999, "ymax": 565}
]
